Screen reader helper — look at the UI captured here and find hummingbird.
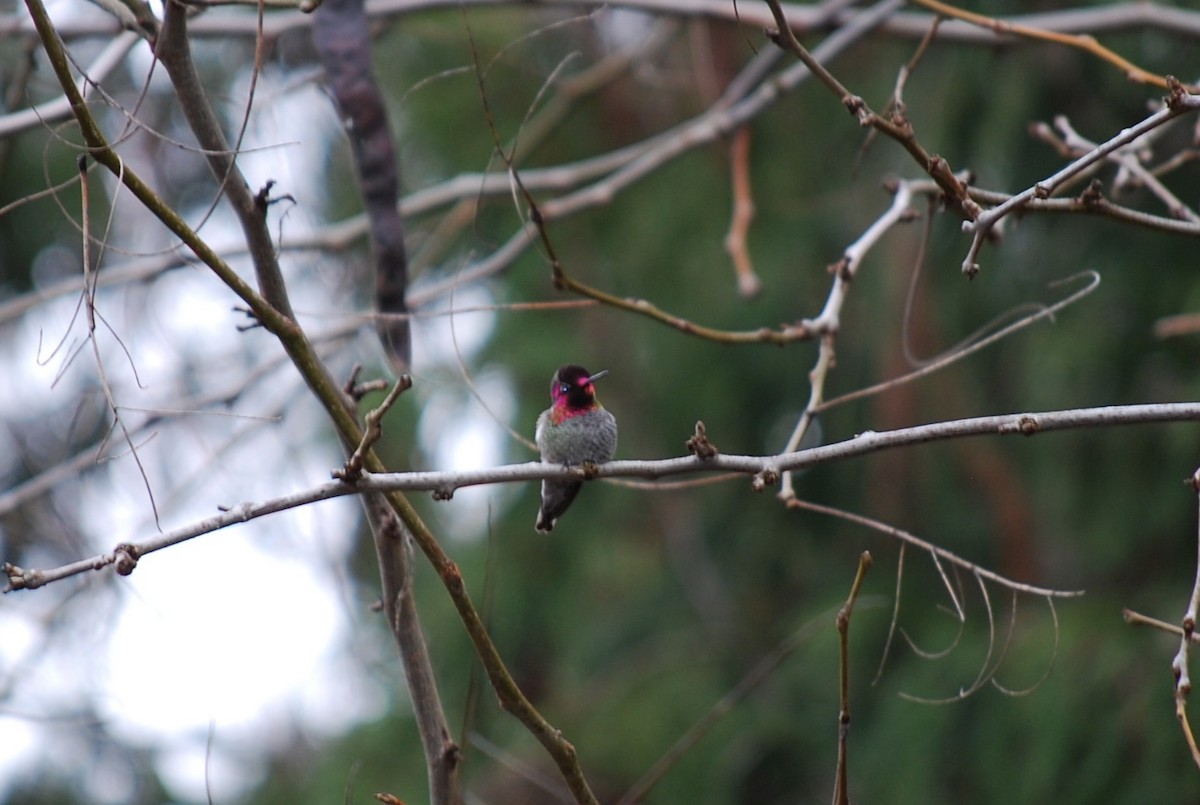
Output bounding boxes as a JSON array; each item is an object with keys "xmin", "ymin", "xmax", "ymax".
[{"xmin": 535, "ymin": 364, "xmax": 618, "ymax": 533}]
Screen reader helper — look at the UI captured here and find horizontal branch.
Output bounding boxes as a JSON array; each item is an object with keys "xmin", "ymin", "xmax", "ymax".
[
  {"xmin": 7, "ymin": 402, "xmax": 1200, "ymax": 592},
  {"xmin": 363, "ymin": 403, "xmax": 1200, "ymax": 495},
  {"xmin": 15, "ymin": 0, "xmax": 1200, "ymax": 44}
]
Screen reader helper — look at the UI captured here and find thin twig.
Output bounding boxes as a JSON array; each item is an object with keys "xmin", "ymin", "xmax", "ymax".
[
  {"xmin": 961, "ymin": 80, "xmax": 1200, "ymax": 275},
  {"xmin": 1124, "ymin": 608, "xmax": 1200, "ymax": 645},
  {"xmin": 78, "ymin": 156, "xmax": 162, "ymax": 528},
  {"xmin": 762, "ymin": 0, "xmax": 979, "ymax": 221},
  {"xmin": 1049, "ymin": 114, "xmax": 1200, "ymax": 223},
  {"xmin": 832, "ymin": 551, "xmax": 871, "ymax": 805},
  {"xmin": 1172, "ymin": 467, "xmax": 1200, "ymax": 770},
  {"xmin": 785, "ymin": 498, "xmax": 1079, "ymax": 599},
  {"xmin": 908, "ymin": 0, "xmax": 1198, "ymax": 93},
  {"xmin": 779, "ymin": 179, "xmax": 917, "ymax": 499},
  {"xmin": 993, "ymin": 595, "xmax": 1060, "ymax": 697},
  {"xmin": 873, "ymin": 542, "xmax": 906, "ymax": 685},
  {"xmin": 336, "ymin": 375, "xmax": 413, "ymax": 482},
  {"xmin": 723, "ymin": 125, "xmax": 761, "ymax": 298},
  {"xmin": 898, "ymin": 571, "xmax": 1005, "ymax": 704},
  {"xmin": 818, "ymin": 270, "xmax": 1101, "ymax": 412},
  {"xmin": 27, "ymin": 6, "xmax": 589, "ymax": 801}
]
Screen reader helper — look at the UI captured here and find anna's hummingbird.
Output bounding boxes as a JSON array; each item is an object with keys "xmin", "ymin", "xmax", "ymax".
[{"xmin": 534, "ymin": 364, "xmax": 618, "ymax": 533}]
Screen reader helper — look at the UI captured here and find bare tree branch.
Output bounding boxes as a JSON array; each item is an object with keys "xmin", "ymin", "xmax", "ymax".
[
  {"xmin": 832, "ymin": 551, "xmax": 872, "ymax": 805},
  {"xmin": 12, "ymin": 0, "xmax": 1200, "ymax": 796},
  {"xmin": 19, "ymin": 1, "xmax": 1200, "ymax": 45},
  {"xmin": 961, "ymin": 80, "xmax": 1200, "ymax": 274},
  {"xmin": 10, "ymin": 401, "xmax": 1200, "ymax": 594},
  {"xmin": 156, "ymin": 0, "xmax": 296, "ymax": 317},
  {"xmin": 314, "ymin": 0, "xmax": 412, "ymax": 370},
  {"xmin": 1171, "ymin": 468, "xmax": 1200, "ymax": 770}
]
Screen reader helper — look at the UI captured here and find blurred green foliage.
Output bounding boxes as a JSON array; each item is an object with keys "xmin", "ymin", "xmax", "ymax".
[
  {"xmin": 7, "ymin": 1, "xmax": 1200, "ymax": 803},
  {"xmin": 260, "ymin": 5, "xmax": 1200, "ymax": 804}
]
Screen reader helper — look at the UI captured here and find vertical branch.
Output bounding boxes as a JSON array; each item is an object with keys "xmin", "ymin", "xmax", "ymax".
[
  {"xmin": 313, "ymin": 0, "xmax": 412, "ymax": 371},
  {"xmin": 338, "ymin": 378, "xmax": 461, "ymax": 803},
  {"xmin": 779, "ymin": 180, "xmax": 916, "ymax": 500},
  {"xmin": 723, "ymin": 125, "xmax": 761, "ymax": 298},
  {"xmin": 391, "ymin": 488, "xmax": 599, "ymax": 804},
  {"xmin": 310, "ymin": 1, "xmax": 457, "ymax": 792},
  {"xmin": 77, "ymin": 156, "xmax": 161, "ymax": 527},
  {"xmin": 833, "ymin": 551, "xmax": 872, "ymax": 805},
  {"xmin": 365, "ymin": 491, "xmax": 463, "ymax": 802},
  {"xmin": 155, "ymin": 23, "xmax": 446, "ymax": 795},
  {"xmin": 1172, "ymin": 469, "xmax": 1200, "ymax": 769}
]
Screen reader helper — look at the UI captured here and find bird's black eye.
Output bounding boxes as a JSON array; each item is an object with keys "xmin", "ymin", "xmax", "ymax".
[{"xmin": 558, "ymin": 384, "xmax": 570, "ymax": 395}]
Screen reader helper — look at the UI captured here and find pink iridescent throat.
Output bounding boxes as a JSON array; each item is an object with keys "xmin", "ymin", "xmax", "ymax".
[{"xmin": 551, "ymin": 386, "xmax": 599, "ymax": 423}]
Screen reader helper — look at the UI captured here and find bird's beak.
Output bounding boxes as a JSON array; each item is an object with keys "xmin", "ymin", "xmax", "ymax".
[{"xmin": 587, "ymin": 370, "xmax": 609, "ymax": 384}]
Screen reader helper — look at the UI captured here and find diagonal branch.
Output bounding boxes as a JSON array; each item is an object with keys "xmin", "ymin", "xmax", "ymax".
[
  {"xmin": 761, "ymin": 0, "xmax": 979, "ymax": 222},
  {"xmin": 25, "ymin": 6, "xmax": 594, "ymax": 802},
  {"xmin": 155, "ymin": 0, "xmax": 295, "ymax": 317}
]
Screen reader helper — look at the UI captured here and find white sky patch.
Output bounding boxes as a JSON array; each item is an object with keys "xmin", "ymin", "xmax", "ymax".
[
  {"xmin": 416, "ymin": 366, "xmax": 519, "ymax": 538},
  {"xmin": 0, "ymin": 717, "xmax": 45, "ymax": 797},
  {"xmin": 411, "ymin": 284, "xmax": 497, "ymax": 372},
  {"xmin": 0, "ymin": 611, "xmax": 43, "ymax": 790},
  {"xmin": 147, "ymin": 269, "xmax": 247, "ymax": 360},
  {"xmin": 45, "ymin": 0, "xmax": 111, "ymax": 31},
  {"xmin": 0, "ymin": 8, "xmax": 506, "ymax": 801},
  {"xmin": 0, "ymin": 607, "xmax": 38, "ymax": 669},
  {"xmin": 156, "ymin": 741, "xmax": 261, "ymax": 805},
  {"xmin": 100, "ymin": 495, "xmax": 362, "ymax": 801},
  {"xmin": 226, "ymin": 75, "xmax": 339, "ymax": 220},
  {"xmin": 0, "ymin": 293, "xmax": 372, "ymax": 802},
  {"xmin": 103, "ymin": 531, "xmax": 342, "ymax": 734},
  {"xmin": 596, "ymin": 8, "xmax": 656, "ymax": 52},
  {"xmin": 1, "ymin": 294, "xmax": 93, "ymax": 416}
]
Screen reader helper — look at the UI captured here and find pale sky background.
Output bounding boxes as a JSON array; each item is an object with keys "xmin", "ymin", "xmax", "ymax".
[{"xmin": 0, "ymin": 7, "xmax": 516, "ymax": 799}]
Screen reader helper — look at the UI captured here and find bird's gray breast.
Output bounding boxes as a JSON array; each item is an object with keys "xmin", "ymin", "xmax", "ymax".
[{"xmin": 536, "ymin": 409, "xmax": 617, "ymax": 464}]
